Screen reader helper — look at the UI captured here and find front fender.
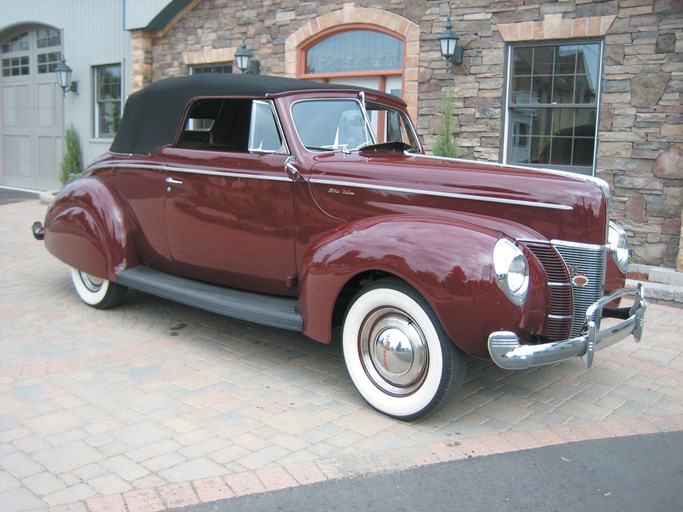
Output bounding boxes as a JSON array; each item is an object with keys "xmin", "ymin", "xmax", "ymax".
[
  {"xmin": 44, "ymin": 177, "xmax": 139, "ymax": 281},
  {"xmin": 298, "ymin": 214, "xmax": 547, "ymax": 358}
]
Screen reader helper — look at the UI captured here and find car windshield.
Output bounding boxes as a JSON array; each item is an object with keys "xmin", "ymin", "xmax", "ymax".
[{"xmin": 291, "ymin": 99, "xmax": 374, "ymax": 152}]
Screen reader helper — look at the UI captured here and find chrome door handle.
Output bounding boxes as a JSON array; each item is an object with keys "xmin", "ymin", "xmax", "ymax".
[{"xmin": 165, "ymin": 177, "xmax": 183, "ymax": 184}]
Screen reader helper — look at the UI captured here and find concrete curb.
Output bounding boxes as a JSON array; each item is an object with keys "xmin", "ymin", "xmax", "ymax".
[
  {"xmin": 39, "ymin": 190, "xmax": 58, "ymax": 204},
  {"xmin": 628, "ymin": 263, "xmax": 683, "ymax": 306}
]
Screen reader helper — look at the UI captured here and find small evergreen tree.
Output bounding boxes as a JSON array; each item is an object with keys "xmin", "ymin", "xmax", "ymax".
[
  {"xmin": 59, "ymin": 124, "xmax": 83, "ymax": 185},
  {"xmin": 432, "ymin": 88, "xmax": 460, "ymax": 158}
]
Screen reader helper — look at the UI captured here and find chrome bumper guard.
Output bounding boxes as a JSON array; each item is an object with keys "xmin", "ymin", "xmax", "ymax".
[{"xmin": 488, "ymin": 283, "xmax": 648, "ymax": 370}]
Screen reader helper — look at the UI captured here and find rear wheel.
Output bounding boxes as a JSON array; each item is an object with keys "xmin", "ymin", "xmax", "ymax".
[
  {"xmin": 342, "ymin": 278, "xmax": 466, "ymax": 420},
  {"xmin": 70, "ymin": 268, "xmax": 127, "ymax": 309}
]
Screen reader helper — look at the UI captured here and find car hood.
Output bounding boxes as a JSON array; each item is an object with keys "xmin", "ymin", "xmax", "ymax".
[{"xmin": 306, "ymin": 152, "xmax": 609, "ymax": 245}]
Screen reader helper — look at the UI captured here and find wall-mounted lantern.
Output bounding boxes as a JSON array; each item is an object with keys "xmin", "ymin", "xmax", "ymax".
[
  {"xmin": 55, "ymin": 58, "xmax": 78, "ymax": 95},
  {"xmin": 235, "ymin": 41, "xmax": 260, "ymax": 74},
  {"xmin": 439, "ymin": 16, "xmax": 463, "ymax": 70}
]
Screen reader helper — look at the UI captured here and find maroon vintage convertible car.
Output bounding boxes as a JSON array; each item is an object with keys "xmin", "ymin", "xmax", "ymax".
[{"xmin": 33, "ymin": 74, "xmax": 647, "ymax": 419}]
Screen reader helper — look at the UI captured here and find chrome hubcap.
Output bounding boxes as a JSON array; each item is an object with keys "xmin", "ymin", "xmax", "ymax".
[
  {"xmin": 80, "ymin": 272, "xmax": 104, "ymax": 293},
  {"xmin": 359, "ymin": 309, "xmax": 428, "ymax": 396}
]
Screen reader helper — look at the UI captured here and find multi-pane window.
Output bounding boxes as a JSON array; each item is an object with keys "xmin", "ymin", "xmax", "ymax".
[
  {"xmin": 37, "ymin": 52, "xmax": 61, "ymax": 74},
  {"xmin": 2, "ymin": 32, "xmax": 29, "ymax": 53},
  {"xmin": 189, "ymin": 63, "xmax": 232, "ymax": 74},
  {"xmin": 94, "ymin": 64, "xmax": 122, "ymax": 138},
  {"xmin": 36, "ymin": 29, "xmax": 60, "ymax": 49},
  {"xmin": 2, "ymin": 32, "xmax": 30, "ymax": 77},
  {"xmin": 505, "ymin": 42, "xmax": 602, "ymax": 174},
  {"xmin": 36, "ymin": 29, "xmax": 61, "ymax": 74},
  {"xmin": 2, "ymin": 56, "xmax": 29, "ymax": 76},
  {"xmin": 2, "ymin": 29, "xmax": 62, "ymax": 77}
]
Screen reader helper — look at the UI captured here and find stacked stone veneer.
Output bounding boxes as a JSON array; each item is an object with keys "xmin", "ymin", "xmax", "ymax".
[
  {"xmin": 595, "ymin": 1, "xmax": 682, "ymax": 270},
  {"xmin": 130, "ymin": 0, "xmax": 683, "ymax": 269}
]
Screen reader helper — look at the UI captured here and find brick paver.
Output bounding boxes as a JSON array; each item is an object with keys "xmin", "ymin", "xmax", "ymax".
[{"xmin": 1, "ymin": 199, "xmax": 682, "ymax": 512}]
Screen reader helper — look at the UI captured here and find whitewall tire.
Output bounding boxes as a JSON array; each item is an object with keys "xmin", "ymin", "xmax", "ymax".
[
  {"xmin": 70, "ymin": 267, "xmax": 127, "ymax": 309},
  {"xmin": 342, "ymin": 278, "xmax": 465, "ymax": 420}
]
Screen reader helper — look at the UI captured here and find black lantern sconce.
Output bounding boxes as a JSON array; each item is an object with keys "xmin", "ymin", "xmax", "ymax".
[
  {"xmin": 439, "ymin": 16, "xmax": 463, "ymax": 70},
  {"xmin": 235, "ymin": 41, "xmax": 260, "ymax": 74},
  {"xmin": 54, "ymin": 58, "xmax": 78, "ymax": 95}
]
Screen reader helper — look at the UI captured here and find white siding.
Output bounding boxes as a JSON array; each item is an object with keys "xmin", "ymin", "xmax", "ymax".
[{"xmin": 0, "ymin": 0, "xmax": 173, "ymax": 186}]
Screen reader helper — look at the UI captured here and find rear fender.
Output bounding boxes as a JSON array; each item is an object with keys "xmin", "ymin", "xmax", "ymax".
[
  {"xmin": 44, "ymin": 177, "xmax": 139, "ymax": 281},
  {"xmin": 299, "ymin": 214, "xmax": 547, "ymax": 358}
]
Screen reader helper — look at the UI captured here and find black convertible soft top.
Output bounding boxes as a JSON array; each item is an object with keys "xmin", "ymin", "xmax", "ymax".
[{"xmin": 110, "ymin": 74, "xmax": 398, "ymax": 156}]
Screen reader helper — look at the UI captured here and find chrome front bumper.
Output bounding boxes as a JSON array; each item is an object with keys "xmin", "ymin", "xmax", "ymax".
[{"xmin": 488, "ymin": 283, "xmax": 648, "ymax": 370}]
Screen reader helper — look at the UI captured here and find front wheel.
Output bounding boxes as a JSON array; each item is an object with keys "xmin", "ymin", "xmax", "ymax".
[
  {"xmin": 342, "ymin": 278, "xmax": 466, "ymax": 420},
  {"xmin": 70, "ymin": 268, "xmax": 127, "ymax": 309}
]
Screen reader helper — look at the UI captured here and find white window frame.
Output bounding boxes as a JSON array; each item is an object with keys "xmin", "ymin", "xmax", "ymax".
[
  {"xmin": 502, "ymin": 40, "xmax": 604, "ymax": 176},
  {"xmin": 93, "ymin": 63, "xmax": 122, "ymax": 139}
]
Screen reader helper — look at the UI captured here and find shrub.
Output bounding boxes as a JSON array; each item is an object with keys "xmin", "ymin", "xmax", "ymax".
[
  {"xmin": 59, "ymin": 124, "xmax": 83, "ymax": 185},
  {"xmin": 432, "ymin": 88, "xmax": 460, "ymax": 158}
]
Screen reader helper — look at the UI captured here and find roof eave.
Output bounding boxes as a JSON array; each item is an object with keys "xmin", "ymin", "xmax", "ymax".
[{"xmin": 129, "ymin": 0, "xmax": 202, "ymax": 35}]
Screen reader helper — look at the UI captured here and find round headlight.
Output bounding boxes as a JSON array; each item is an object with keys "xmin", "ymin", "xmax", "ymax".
[
  {"xmin": 608, "ymin": 221, "xmax": 630, "ymax": 273},
  {"xmin": 493, "ymin": 239, "xmax": 530, "ymax": 306}
]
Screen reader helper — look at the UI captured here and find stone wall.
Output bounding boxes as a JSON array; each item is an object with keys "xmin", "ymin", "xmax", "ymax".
[
  {"xmin": 596, "ymin": 0, "xmax": 683, "ymax": 269},
  {"xmin": 135, "ymin": 0, "xmax": 683, "ymax": 269}
]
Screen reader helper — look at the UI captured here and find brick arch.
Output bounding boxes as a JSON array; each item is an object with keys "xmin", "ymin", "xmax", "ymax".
[{"xmin": 285, "ymin": 4, "xmax": 420, "ymax": 120}]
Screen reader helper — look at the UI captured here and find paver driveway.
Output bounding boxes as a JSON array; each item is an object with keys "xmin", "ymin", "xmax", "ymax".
[{"xmin": 1, "ymin": 199, "xmax": 682, "ymax": 512}]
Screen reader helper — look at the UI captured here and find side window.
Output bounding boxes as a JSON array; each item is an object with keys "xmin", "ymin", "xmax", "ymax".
[
  {"xmin": 366, "ymin": 102, "xmax": 420, "ymax": 150},
  {"xmin": 248, "ymin": 100, "xmax": 285, "ymax": 153},
  {"xmin": 177, "ymin": 98, "xmax": 285, "ymax": 153},
  {"xmin": 177, "ymin": 98, "xmax": 252, "ymax": 151}
]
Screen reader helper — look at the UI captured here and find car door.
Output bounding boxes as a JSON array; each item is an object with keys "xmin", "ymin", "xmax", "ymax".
[
  {"xmin": 94, "ymin": 158, "xmax": 173, "ymax": 269},
  {"xmin": 160, "ymin": 98, "xmax": 297, "ymax": 296}
]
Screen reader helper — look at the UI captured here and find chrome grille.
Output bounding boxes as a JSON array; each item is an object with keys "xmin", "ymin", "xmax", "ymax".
[
  {"xmin": 554, "ymin": 242, "xmax": 607, "ymax": 337},
  {"xmin": 523, "ymin": 240, "xmax": 607, "ymax": 340},
  {"xmin": 523, "ymin": 242, "xmax": 572, "ymax": 340}
]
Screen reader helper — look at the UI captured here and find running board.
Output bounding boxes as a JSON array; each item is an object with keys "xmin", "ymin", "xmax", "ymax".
[{"xmin": 116, "ymin": 267, "xmax": 303, "ymax": 332}]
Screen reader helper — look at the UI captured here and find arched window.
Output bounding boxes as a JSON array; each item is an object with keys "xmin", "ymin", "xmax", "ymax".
[
  {"xmin": 300, "ymin": 27, "xmax": 405, "ymax": 98},
  {"xmin": 305, "ymin": 29, "xmax": 403, "ymax": 74}
]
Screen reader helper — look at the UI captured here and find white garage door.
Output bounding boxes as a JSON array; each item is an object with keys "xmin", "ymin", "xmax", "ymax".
[{"xmin": 1, "ymin": 27, "xmax": 63, "ymax": 191}]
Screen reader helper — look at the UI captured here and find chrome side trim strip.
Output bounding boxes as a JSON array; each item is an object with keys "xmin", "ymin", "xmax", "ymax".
[
  {"xmin": 89, "ymin": 161, "xmax": 573, "ymax": 210},
  {"xmin": 88, "ymin": 162, "xmax": 293, "ymax": 183},
  {"xmin": 310, "ymin": 178, "xmax": 573, "ymax": 211}
]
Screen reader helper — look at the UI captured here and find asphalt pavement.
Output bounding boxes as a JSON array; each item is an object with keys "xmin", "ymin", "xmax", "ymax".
[
  {"xmin": 1, "ymin": 188, "xmax": 682, "ymax": 512},
  {"xmin": 173, "ymin": 431, "xmax": 683, "ymax": 512},
  {"xmin": 0, "ymin": 187, "xmax": 39, "ymax": 205}
]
